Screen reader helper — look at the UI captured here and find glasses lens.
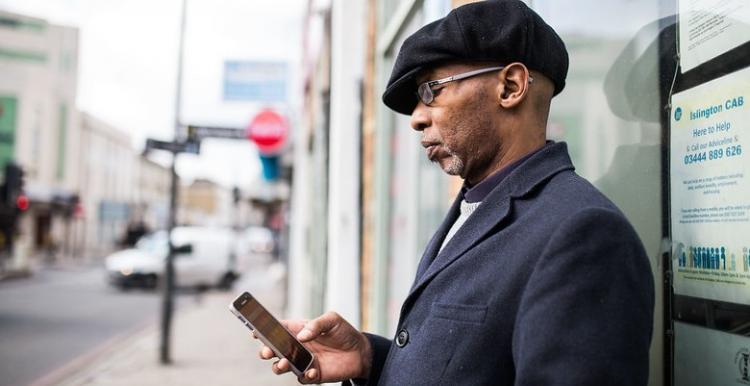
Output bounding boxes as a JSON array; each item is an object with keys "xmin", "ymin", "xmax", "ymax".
[{"xmin": 417, "ymin": 83, "xmax": 433, "ymax": 105}]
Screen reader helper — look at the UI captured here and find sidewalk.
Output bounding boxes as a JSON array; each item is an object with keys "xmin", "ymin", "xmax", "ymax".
[
  {"xmin": 51, "ymin": 259, "xmax": 300, "ymax": 386},
  {"xmin": 0, "ymin": 252, "xmax": 94, "ymax": 282}
]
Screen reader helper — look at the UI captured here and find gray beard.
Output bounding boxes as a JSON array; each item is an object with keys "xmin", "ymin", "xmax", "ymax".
[{"xmin": 439, "ymin": 146, "xmax": 465, "ymax": 176}]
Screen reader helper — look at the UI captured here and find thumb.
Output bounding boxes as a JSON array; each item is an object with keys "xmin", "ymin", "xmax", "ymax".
[{"xmin": 297, "ymin": 311, "xmax": 341, "ymax": 342}]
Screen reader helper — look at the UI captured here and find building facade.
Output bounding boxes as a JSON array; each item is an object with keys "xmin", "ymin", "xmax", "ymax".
[
  {"xmin": 179, "ymin": 178, "xmax": 232, "ymax": 227},
  {"xmin": 0, "ymin": 11, "xmax": 81, "ymax": 270},
  {"xmin": 135, "ymin": 156, "xmax": 170, "ymax": 233},
  {"xmin": 0, "ymin": 10, "xmax": 243, "ymax": 270},
  {"xmin": 290, "ymin": 0, "xmax": 461, "ymax": 339},
  {"xmin": 288, "ymin": 0, "xmax": 750, "ymax": 385},
  {"xmin": 78, "ymin": 112, "xmax": 140, "ymax": 259}
]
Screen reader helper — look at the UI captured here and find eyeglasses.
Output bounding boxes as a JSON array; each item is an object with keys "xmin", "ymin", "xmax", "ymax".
[{"xmin": 416, "ymin": 66, "xmax": 534, "ymax": 106}]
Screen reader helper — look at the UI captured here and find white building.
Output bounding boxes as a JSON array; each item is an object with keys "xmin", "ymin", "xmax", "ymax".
[
  {"xmin": 0, "ymin": 11, "xmax": 81, "ymax": 270},
  {"xmin": 136, "ymin": 156, "xmax": 170, "ymax": 232},
  {"xmin": 179, "ymin": 178, "xmax": 232, "ymax": 228},
  {"xmin": 78, "ymin": 112, "xmax": 138, "ymax": 259}
]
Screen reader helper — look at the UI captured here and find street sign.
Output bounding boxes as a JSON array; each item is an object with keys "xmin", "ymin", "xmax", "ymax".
[
  {"xmin": 223, "ymin": 61, "xmax": 287, "ymax": 102},
  {"xmin": 145, "ymin": 138, "xmax": 200, "ymax": 155},
  {"xmin": 187, "ymin": 126, "xmax": 245, "ymax": 141},
  {"xmin": 246, "ymin": 109, "xmax": 288, "ymax": 155}
]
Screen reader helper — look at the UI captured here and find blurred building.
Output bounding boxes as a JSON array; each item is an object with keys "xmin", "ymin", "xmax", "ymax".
[
  {"xmin": 78, "ymin": 112, "xmax": 138, "ymax": 258},
  {"xmin": 0, "ymin": 9, "xmax": 245, "ymax": 269},
  {"xmin": 135, "ymin": 156, "xmax": 170, "ymax": 232},
  {"xmin": 0, "ymin": 11, "xmax": 81, "ymax": 271},
  {"xmin": 179, "ymin": 178, "xmax": 232, "ymax": 227}
]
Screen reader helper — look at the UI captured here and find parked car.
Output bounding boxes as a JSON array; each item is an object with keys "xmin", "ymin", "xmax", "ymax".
[
  {"xmin": 235, "ymin": 226, "xmax": 275, "ymax": 257},
  {"xmin": 105, "ymin": 226, "xmax": 238, "ymax": 290}
]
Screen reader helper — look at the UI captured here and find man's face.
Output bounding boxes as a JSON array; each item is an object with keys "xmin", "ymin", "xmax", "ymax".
[{"xmin": 411, "ymin": 63, "xmax": 503, "ymax": 184}]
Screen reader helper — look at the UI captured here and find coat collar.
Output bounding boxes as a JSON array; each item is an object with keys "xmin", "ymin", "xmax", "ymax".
[
  {"xmin": 401, "ymin": 141, "xmax": 576, "ymax": 316},
  {"xmin": 463, "ymin": 144, "xmax": 545, "ymax": 203}
]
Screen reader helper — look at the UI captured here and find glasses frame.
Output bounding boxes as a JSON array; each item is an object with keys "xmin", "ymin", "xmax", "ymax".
[{"xmin": 416, "ymin": 66, "xmax": 534, "ymax": 106}]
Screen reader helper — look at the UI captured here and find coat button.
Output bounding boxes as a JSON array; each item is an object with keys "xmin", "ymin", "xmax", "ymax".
[{"xmin": 395, "ymin": 329, "xmax": 409, "ymax": 347}]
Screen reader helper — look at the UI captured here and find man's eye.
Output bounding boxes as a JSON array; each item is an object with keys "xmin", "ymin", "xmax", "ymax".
[{"xmin": 431, "ymin": 87, "xmax": 444, "ymax": 96}]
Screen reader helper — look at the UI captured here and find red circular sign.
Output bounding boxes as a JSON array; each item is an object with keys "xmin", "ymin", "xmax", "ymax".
[
  {"xmin": 246, "ymin": 109, "xmax": 288, "ymax": 155},
  {"xmin": 16, "ymin": 195, "xmax": 29, "ymax": 211}
]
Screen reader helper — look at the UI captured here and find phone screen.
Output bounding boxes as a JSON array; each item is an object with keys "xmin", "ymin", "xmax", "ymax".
[{"xmin": 233, "ymin": 292, "xmax": 313, "ymax": 372}]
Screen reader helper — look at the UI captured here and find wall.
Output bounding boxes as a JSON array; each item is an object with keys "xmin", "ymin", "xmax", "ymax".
[
  {"xmin": 79, "ymin": 112, "xmax": 137, "ymax": 259},
  {"xmin": 0, "ymin": 11, "xmax": 81, "ymax": 268}
]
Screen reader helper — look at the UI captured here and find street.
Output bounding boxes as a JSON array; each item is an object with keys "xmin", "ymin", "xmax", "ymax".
[
  {"xmin": 51, "ymin": 256, "xmax": 298, "ymax": 386},
  {"xmin": 0, "ymin": 264, "xmax": 174, "ymax": 386}
]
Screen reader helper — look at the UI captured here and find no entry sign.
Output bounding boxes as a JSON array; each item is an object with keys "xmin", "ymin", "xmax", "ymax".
[{"xmin": 246, "ymin": 109, "xmax": 288, "ymax": 155}]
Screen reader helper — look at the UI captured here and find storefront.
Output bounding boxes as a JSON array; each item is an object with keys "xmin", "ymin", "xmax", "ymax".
[
  {"xmin": 365, "ymin": 0, "xmax": 455, "ymax": 338},
  {"xmin": 292, "ymin": 1, "xmax": 750, "ymax": 384},
  {"xmin": 368, "ymin": 1, "xmax": 750, "ymax": 385}
]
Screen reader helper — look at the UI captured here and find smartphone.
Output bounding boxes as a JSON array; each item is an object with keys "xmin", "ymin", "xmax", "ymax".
[{"xmin": 229, "ymin": 291, "xmax": 314, "ymax": 377}]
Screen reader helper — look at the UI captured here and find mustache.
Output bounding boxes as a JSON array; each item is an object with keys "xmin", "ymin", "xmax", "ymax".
[{"xmin": 422, "ymin": 141, "xmax": 459, "ymax": 158}]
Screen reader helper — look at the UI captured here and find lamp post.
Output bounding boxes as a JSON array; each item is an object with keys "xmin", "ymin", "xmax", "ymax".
[{"xmin": 160, "ymin": 0, "xmax": 188, "ymax": 365}]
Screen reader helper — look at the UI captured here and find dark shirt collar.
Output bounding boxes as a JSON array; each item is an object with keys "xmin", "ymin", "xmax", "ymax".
[{"xmin": 463, "ymin": 142, "xmax": 551, "ymax": 203}]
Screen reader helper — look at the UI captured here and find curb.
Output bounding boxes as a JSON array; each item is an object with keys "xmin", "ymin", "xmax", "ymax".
[
  {"xmin": 27, "ymin": 320, "xmax": 157, "ymax": 386},
  {"xmin": 0, "ymin": 268, "xmax": 31, "ymax": 282}
]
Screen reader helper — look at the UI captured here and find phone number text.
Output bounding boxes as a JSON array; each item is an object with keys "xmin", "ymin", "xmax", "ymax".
[{"xmin": 684, "ymin": 145, "xmax": 742, "ymax": 165}]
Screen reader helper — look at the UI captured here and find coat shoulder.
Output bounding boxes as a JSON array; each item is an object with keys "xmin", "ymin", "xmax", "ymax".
[{"xmin": 529, "ymin": 168, "xmax": 627, "ymax": 219}]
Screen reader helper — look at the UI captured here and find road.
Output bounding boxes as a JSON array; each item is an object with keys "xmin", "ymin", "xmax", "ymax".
[{"xmin": 0, "ymin": 264, "xmax": 186, "ymax": 386}]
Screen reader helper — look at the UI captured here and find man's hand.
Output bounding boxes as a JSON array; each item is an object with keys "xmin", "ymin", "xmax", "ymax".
[{"xmin": 258, "ymin": 311, "xmax": 372, "ymax": 384}]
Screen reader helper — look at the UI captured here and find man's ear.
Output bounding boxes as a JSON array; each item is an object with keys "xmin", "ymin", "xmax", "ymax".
[{"xmin": 496, "ymin": 63, "xmax": 531, "ymax": 109}]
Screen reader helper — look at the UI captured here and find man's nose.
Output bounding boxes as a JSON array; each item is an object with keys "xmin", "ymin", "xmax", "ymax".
[{"xmin": 410, "ymin": 101, "xmax": 430, "ymax": 131}]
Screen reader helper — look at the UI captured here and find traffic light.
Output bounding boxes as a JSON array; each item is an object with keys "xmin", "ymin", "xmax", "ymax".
[
  {"xmin": 0, "ymin": 162, "xmax": 25, "ymax": 254},
  {"xmin": 1, "ymin": 162, "xmax": 24, "ymax": 207},
  {"xmin": 16, "ymin": 194, "xmax": 29, "ymax": 211}
]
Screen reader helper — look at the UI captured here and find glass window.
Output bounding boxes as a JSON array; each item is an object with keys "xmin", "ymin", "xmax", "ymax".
[
  {"xmin": 532, "ymin": 2, "xmax": 676, "ymax": 384},
  {"xmin": 372, "ymin": 0, "xmax": 452, "ymax": 336}
]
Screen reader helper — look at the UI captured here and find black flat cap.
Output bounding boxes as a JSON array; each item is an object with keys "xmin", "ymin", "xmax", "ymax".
[{"xmin": 383, "ymin": 0, "xmax": 569, "ymax": 115}]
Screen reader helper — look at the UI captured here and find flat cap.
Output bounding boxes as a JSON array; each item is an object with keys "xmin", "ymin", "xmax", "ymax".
[{"xmin": 383, "ymin": 0, "xmax": 569, "ymax": 115}]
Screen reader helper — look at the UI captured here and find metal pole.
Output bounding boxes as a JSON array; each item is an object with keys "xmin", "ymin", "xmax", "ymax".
[{"xmin": 160, "ymin": 0, "xmax": 188, "ymax": 365}]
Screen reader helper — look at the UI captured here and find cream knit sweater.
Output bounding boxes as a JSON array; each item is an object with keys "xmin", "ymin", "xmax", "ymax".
[{"xmin": 439, "ymin": 200, "xmax": 482, "ymax": 253}]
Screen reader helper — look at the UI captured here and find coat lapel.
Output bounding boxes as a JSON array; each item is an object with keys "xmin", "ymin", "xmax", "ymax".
[
  {"xmin": 399, "ymin": 142, "xmax": 576, "ymax": 318},
  {"xmin": 405, "ymin": 193, "xmax": 512, "ymax": 305},
  {"xmin": 413, "ymin": 193, "xmax": 462, "ymax": 283}
]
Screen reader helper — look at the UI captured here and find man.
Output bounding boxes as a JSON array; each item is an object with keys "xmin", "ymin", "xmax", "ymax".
[{"xmin": 260, "ymin": 1, "xmax": 655, "ymax": 385}]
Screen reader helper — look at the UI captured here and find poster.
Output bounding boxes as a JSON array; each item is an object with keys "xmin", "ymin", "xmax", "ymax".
[
  {"xmin": 675, "ymin": 322, "xmax": 750, "ymax": 386},
  {"xmin": 671, "ymin": 66, "xmax": 750, "ymax": 304},
  {"xmin": 678, "ymin": 0, "xmax": 750, "ymax": 72}
]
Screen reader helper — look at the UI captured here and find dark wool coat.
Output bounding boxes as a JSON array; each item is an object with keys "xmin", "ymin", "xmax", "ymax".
[{"xmin": 363, "ymin": 142, "xmax": 654, "ymax": 386}]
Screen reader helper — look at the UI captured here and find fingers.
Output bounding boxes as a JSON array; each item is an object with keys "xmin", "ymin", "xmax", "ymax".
[
  {"xmin": 298, "ymin": 368, "xmax": 319, "ymax": 384},
  {"xmin": 259, "ymin": 346, "xmax": 275, "ymax": 360},
  {"xmin": 297, "ymin": 311, "xmax": 341, "ymax": 342},
  {"xmin": 266, "ymin": 353, "xmax": 318, "ymax": 383},
  {"xmin": 272, "ymin": 358, "xmax": 291, "ymax": 374}
]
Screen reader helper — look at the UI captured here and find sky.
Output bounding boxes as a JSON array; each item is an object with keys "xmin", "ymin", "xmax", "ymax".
[{"xmin": 0, "ymin": 0, "xmax": 306, "ymax": 188}]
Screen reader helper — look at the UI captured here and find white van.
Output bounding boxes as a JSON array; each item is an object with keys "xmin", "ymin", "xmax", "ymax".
[{"xmin": 105, "ymin": 226, "xmax": 238, "ymax": 290}]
